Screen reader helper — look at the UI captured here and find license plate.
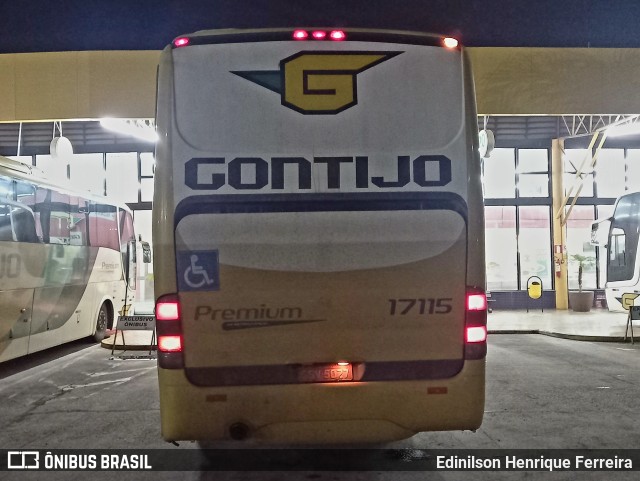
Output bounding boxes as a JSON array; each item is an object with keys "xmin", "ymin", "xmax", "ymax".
[{"xmin": 298, "ymin": 363, "xmax": 353, "ymax": 383}]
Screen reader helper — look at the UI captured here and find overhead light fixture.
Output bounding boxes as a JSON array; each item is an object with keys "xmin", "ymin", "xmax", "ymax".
[
  {"xmin": 100, "ymin": 118, "xmax": 158, "ymax": 142},
  {"xmin": 605, "ymin": 122, "xmax": 640, "ymax": 138}
]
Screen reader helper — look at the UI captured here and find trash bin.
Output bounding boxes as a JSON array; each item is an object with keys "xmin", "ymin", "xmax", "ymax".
[{"xmin": 527, "ymin": 275, "xmax": 543, "ymax": 299}]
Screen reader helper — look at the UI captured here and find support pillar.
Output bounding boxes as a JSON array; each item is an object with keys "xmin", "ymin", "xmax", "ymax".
[{"xmin": 552, "ymin": 138, "xmax": 569, "ymax": 309}]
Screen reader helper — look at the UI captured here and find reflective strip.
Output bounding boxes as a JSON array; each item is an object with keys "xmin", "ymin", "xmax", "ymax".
[
  {"xmin": 175, "ymin": 192, "xmax": 468, "ymax": 227},
  {"xmin": 185, "ymin": 359, "xmax": 464, "ymax": 387}
]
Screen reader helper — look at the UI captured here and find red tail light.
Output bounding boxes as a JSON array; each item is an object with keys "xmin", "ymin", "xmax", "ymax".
[
  {"xmin": 156, "ymin": 294, "xmax": 184, "ymax": 368},
  {"xmin": 156, "ymin": 298, "xmax": 180, "ymax": 321},
  {"xmin": 466, "ymin": 326, "xmax": 487, "ymax": 343},
  {"xmin": 465, "ymin": 287, "xmax": 487, "ymax": 359},
  {"xmin": 467, "ymin": 293, "xmax": 487, "ymax": 311},
  {"xmin": 158, "ymin": 335, "xmax": 183, "ymax": 353}
]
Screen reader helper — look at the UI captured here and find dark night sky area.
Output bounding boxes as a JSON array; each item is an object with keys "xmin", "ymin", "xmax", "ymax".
[{"xmin": 1, "ymin": 0, "xmax": 640, "ymax": 53}]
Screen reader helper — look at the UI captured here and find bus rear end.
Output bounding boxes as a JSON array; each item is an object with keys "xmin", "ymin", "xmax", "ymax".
[
  {"xmin": 153, "ymin": 28, "xmax": 486, "ymax": 444},
  {"xmin": 605, "ymin": 192, "xmax": 640, "ymax": 311}
]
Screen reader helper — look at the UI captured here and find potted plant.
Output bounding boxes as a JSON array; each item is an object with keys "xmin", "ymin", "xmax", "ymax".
[{"xmin": 568, "ymin": 254, "xmax": 595, "ymax": 312}]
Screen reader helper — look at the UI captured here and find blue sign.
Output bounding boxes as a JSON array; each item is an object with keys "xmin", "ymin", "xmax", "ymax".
[{"xmin": 177, "ymin": 250, "xmax": 220, "ymax": 292}]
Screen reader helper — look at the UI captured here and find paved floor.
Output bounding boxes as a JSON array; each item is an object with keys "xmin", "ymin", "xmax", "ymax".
[{"xmin": 101, "ymin": 307, "xmax": 639, "ymax": 351}]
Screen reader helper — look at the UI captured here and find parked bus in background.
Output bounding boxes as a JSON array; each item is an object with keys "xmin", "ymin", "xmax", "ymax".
[
  {"xmin": 0, "ymin": 155, "xmax": 137, "ymax": 362},
  {"xmin": 598, "ymin": 191, "xmax": 640, "ymax": 312},
  {"xmin": 153, "ymin": 28, "xmax": 487, "ymax": 444}
]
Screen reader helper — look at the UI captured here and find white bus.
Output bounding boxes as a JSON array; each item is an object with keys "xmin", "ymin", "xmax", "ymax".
[
  {"xmin": 154, "ymin": 28, "xmax": 487, "ymax": 444},
  {"xmin": 0, "ymin": 155, "xmax": 137, "ymax": 362},
  {"xmin": 600, "ymin": 191, "xmax": 640, "ymax": 312}
]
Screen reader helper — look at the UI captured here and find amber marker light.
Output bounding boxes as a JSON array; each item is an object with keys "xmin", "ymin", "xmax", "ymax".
[{"xmin": 442, "ymin": 37, "xmax": 459, "ymax": 49}]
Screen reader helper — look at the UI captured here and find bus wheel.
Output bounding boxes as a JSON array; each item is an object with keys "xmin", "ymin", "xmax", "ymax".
[{"xmin": 93, "ymin": 303, "xmax": 110, "ymax": 342}]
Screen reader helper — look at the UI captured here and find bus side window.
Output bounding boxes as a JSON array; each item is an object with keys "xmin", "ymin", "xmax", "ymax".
[
  {"xmin": 48, "ymin": 190, "xmax": 71, "ymax": 245},
  {"xmin": 0, "ymin": 176, "xmax": 12, "ymax": 202},
  {"xmin": 12, "ymin": 206, "xmax": 39, "ymax": 243},
  {"xmin": 610, "ymin": 228, "xmax": 626, "ymax": 266},
  {"xmin": 0, "ymin": 204, "xmax": 12, "ymax": 241},
  {"xmin": 34, "ymin": 186, "xmax": 52, "ymax": 243},
  {"xmin": 119, "ymin": 208, "xmax": 135, "ymax": 251},
  {"xmin": 69, "ymin": 197, "xmax": 89, "ymax": 246},
  {"xmin": 88, "ymin": 203, "xmax": 119, "ymax": 250},
  {"xmin": 15, "ymin": 180, "xmax": 41, "ymax": 243},
  {"xmin": 0, "ymin": 203, "xmax": 39, "ymax": 243}
]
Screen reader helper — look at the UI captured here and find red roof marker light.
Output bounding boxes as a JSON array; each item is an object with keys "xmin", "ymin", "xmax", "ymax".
[
  {"xmin": 312, "ymin": 30, "xmax": 327, "ymax": 40},
  {"xmin": 293, "ymin": 30, "xmax": 308, "ymax": 40},
  {"xmin": 173, "ymin": 37, "xmax": 191, "ymax": 48},
  {"xmin": 330, "ymin": 30, "xmax": 346, "ymax": 41}
]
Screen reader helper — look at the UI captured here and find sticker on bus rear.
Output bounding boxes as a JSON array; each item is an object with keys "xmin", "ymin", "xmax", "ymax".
[{"xmin": 177, "ymin": 250, "xmax": 220, "ymax": 291}]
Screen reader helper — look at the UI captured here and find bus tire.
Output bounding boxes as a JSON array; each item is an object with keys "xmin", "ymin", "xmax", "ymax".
[{"xmin": 93, "ymin": 303, "xmax": 110, "ymax": 342}]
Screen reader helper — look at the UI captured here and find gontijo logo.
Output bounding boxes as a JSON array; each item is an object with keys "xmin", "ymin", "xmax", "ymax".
[{"xmin": 232, "ymin": 51, "xmax": 401, "ymax": 114}]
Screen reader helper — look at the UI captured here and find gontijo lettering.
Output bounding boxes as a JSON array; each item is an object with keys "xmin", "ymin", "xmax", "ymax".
[{"xmin": 185, "ymin": 155, "xmax": 452, "ymax": 191}]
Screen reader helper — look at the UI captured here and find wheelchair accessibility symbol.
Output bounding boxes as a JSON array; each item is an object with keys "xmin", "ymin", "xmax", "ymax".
[{"xmin": 177, "ymin": 250, "xmax": 220, "ymax": 291}]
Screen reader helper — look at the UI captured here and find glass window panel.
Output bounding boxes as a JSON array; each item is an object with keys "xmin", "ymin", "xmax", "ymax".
[
  {"xmin": 133, "ymin": 210, "xmax": 153, "ymax": 247},
  {"xmin": 518, "ymin": 206, "xmax": 551, "ymax": 289},
  {"xmin": 483, "ymin": 148, "xmax": 516, "ymax": 199},
  {"xmin": 140, "ymin": 178, "xmax": 154, "ymax": 203},
  {"xmin": 566, "ymin": 205, "xmax": 596, "ymax": 290},
  {"xmin": 36, "ymin": 155, "xmax": 68, "ymax": 186},
  {"xmin": 517, "ymin": 149, "xmax": 548, "ymax": 173},
  {"xmin": 564, "ymin": 149, "xmax": 594, "ymax": 197},
  {"xmin": 485, "ymin": 206, "xmax": 518, "ymax": 290},
  {"xmin": 518, "ymin": 173, "xmax": 549, "ymax": 197},
  {"xmin": 133, "ymin": 210, "xmax": 154, "ymax": 302},
  {"xmin": 563, "ymin": 172, "xmax": 594, "ymax": 197},
  {"xmin": 626, "ymin": 150, "xmax": 640, "ymax": 191},
  {"xmin": 140, "ymin": 152, "xmax": 155, "ymax": 177},
  {"xmin": 106, "ymin": 153, "xmax": 139, "ymax": 204},
  {"xmin": 595, "ymin": 149, "xmax": 625, "ymax": 198},
  {"xmin": 70, "ymin": 153, "xmax": 105, "ymax": 196}
]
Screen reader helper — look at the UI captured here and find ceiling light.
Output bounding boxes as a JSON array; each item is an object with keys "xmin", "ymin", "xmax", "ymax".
[
  {"xmin": 605, "ymin": 123, "xmax": 640, "ymax": 137},
  {"xmin": 100, "ymin": 118, "xmax": 158, "ymax": 142}
]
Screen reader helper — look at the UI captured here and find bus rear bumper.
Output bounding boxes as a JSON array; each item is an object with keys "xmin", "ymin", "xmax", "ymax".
[{"xmin": 158, "ymin": 359, "xmax": 485, "ymax": 444}]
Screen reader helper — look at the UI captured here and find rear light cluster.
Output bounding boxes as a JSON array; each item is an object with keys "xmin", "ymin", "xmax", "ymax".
[
  {"xmin": 465, "ymin": 287, "xmax": 488, "ymax": 360},
  {"xmin": 156, "ymin": 294, "xmax": 184, "ymax": 368},
  {"xmin": 293, "ymin": 29, "xmax": 346, "ymax": 41}
]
